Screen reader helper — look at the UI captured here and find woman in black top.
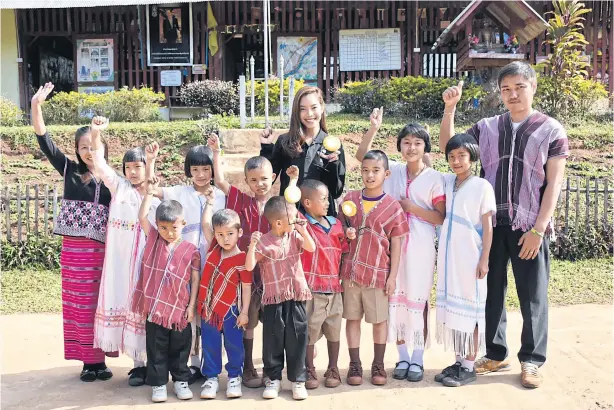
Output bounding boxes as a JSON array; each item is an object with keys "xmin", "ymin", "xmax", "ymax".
[
  {"xmin": 32, "ymin": 83, "xmax": 115, "ymax": 383},
  {"xmin": 259, "ymin": 86, "xmax": 346, "ymax": 216}
]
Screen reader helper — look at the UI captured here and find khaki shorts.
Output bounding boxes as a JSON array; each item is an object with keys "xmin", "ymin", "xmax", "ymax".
[
  {"xmin": 342, "ymin": 280, "xmax": 389, "ymax": 324},
  {"xmin": 247, "ymin": 292, "xmax": 262, "ymax": 330},
  {"xmin": 306, "ymin": 293, "xmax": 343, "ymax": 344}
]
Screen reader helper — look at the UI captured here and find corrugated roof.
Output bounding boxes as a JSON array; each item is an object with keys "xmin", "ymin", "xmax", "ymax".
[
  {"xmin": 1, "ymin": 0, "xmax": 218, "ymax": 9},
  {"xmin": 431, "ymin": 0, "xmax": 549, "ymax": 51}
]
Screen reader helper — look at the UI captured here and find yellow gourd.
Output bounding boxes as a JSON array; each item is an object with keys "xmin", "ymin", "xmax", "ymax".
[
  {"xmin": 341, "ymin": 200, "xmax": 357, "ymax": 217},
  {"xmin": 284, "ymin": 178, "xmax": 301, "ymax": 204},
  {"xmin": 322, "ymin": 135, "xmax": 341, "ymax": 152}
]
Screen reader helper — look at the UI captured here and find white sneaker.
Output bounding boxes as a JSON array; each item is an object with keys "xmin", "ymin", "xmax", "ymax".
[
  {"xmin": 226, "ymin": 376, "xmax": 243, "ymax": 398},
  {"xmin": 152, "ymin": 385, "xmax": 167, "ymax": 403},
  {"xmin": 292, "ymin": 382, "xmax": 308, "ymax": 400},
  {"xmin": 200, "ymin": 377, "xmax": 219, "ymax": 399},
  {"xmin": 173, "ymin": 381, "xmax": 193, "ymax": 400},
  {"xmin": 262, "ymin": 379, "xmax": 281, "ymax": 399}
]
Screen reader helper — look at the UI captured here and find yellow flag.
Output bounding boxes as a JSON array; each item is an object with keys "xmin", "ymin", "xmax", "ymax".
[{"xmin": 207, "ymin": 2, "xmax": 219, "ymax": 56}]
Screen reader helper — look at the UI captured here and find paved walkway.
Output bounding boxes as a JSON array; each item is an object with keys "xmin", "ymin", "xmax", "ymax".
[{"xmin": 1, "ymin": 304, "xmax": 612, "ymax": 410}]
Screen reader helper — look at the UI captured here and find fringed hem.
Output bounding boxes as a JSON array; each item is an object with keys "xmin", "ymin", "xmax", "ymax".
[
  {"xmin": 390, "ymin": 327, "xmax": 429, "ymax": 350},
  {"xmin": 308, "ymin": 283, "xmax": 343, "ymax": 294},
  {"xmin": 93, "ymin": 338, "xmax": 122, "ymax": 354},
  {"xmin": 435, "ymin": 323, "xmax": 485, "ymax": 358},
  {"xmin": 148, "ymin": 313, "xmax": 188, "ymax": 331},
  {"xmin": 262, "ymin": 288, "xmax": 312, "ymax": 305},
  {"xmin": 122, "ymin": 346, "xmax": 147, "ymax": 362}
]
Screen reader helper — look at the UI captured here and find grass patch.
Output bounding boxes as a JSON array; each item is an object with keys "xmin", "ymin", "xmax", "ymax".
[
  {"xmin": 1, "ymin": 259, "xmax": 611, "ymax": 315},
  {"xmin": 1, "ymin": 268, "xmax": 62, "ymax": 314}
]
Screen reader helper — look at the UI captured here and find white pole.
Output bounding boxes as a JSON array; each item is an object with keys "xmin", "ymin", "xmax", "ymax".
[
  {"xmin": 263, "ymin": 0, "xmax": 269, "ymax": 127},
  {"xmin": 239, "ymin": 75, "xmax": 246, "ymax": 129},
  {"xmin": 250, "ymin": 55, "xmax": 255, "ymax": 120},
  {"xmin": 288, "ymin": 76, "xmax": 295, "ymax": 125},
  {"xmin": 279, "ymin": 55, "xmax": 284, "ymax": 119}
]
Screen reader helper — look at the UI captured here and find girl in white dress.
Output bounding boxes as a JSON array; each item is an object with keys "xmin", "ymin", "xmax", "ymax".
[
  {"xmin": 435, "ymin": 133, "xmax": 496, "ymax": 387},
  {"xmin": 147, "ymin": 143, "xmax": 226, "ymax": 384},
  {"xmin": 383, "ymin": 124, "xmax": 446, "ymax": 382},
  {"xmin": 91, "ymin": 118, "xmax": 160, "ymax": 386}
]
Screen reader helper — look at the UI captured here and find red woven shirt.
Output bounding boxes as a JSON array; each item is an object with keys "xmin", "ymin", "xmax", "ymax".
[
  {"xmin": 300, "ymin": 213, "xmax": 347, "ymax": 293},
  {"xmin": 131, "ymin": 229, "xmax": 200, "ymax": 331},
  {"xmin": 227, "ymin": 185, "xmax": 270, "ymax": 252},
  {"xmin": 338, "ymin": 190, "xmax": 410, "ymax": 289},
  {"xmin": 197, "ymin": 244, "xmax": 252, "ymax": 330},
  {"xmin": 256, "ymin": 230, "xmax": 312, "ymax": 305}
]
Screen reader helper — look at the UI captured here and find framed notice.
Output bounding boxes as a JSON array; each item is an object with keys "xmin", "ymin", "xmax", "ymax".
[
  {"xmin": 276, "ymin": 36, "xmax": 318, "ymax": 87},
  {"xmin": 147, "ymin": 3, "xmax": 193, "ymax": 66},
  {"xmin": 160, "ymin": 70, "xmax": 182, "ymax": 86},
  {"xmin": 73, "ymin": 35, "xmax": 118, "ymax": 91},
  {"xmin": 339, "ymin": 28, "xmax": 401, "ymax": 71}
]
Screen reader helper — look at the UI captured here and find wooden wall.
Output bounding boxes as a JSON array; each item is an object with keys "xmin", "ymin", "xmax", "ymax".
[{"xmin": 17, "ymin": 0, "xmax": 613, "ymax": 106}]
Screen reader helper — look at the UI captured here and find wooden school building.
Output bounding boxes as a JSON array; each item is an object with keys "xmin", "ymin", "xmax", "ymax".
[{"xmin": 1, "ymin": 0, "xmax": 612, "ymax": 112}]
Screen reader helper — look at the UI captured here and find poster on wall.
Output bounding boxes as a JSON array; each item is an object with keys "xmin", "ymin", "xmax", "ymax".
[
  {"xmin": 277, "ymin": 36, "xmax": 318, "ymax": 87},
  {"xmin": 76, "ymin": 38, "xmax": 115, "ymax": 83},
  {"xmin": 147, "ymin": 3, "xmax": 193, "ymax": 66}
]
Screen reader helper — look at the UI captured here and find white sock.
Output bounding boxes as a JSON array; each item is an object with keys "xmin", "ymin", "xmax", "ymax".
[
  {"xmin": 409, "ymin": 349, "xmax": 424, "ymax": 372},
  {"xmin": 396, "ymin": 344, "xmax": 410, "ymax": 369},
  {"xmin": 133, "ymin": 359, "xmax": 145, "ymax": 368},
  {"xmin": 462, "ymin": 359, "xmax": 475, "ymax": 371},
  {"xmin": 190, "ymin": 355, "xmax": 200, "ymax": 369}
]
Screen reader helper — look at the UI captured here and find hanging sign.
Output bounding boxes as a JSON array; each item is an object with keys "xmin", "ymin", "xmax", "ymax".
[
  {"xmin": 147, "ymin": 3, "xmax": 194, "ymax": 66},
  {"xmin": 160, "ymin": 70, "xmax": 182, "ymax": 86}
]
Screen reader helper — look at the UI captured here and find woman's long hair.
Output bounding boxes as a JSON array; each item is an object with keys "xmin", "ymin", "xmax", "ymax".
[{"xmin": 281, "ymin": 86, "xmax": 327, "ymax": 158}]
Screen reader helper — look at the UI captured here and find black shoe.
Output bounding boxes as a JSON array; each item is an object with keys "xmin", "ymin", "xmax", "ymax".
[
  {"xmin": 392, "ymin": 361, "xmax": 410, "ymax": 380},
  {"xmin": 95, "ymin": 365, "xmax": 113, "ymax": 381},
  {"xmin": 80, "ymin": 369, "xmax": 97, "ymax": 382},
  {"xmin": 442, "ymin": 366, "xmax": 477, "ymax": 387},
  {"xmin": 406, "ymin": 364, "xmax": 424, "ymax": 382},
  {"xmin": 434, "ymin": 361, "xmax": 461, "ymax": 383},
  {"xmin": 128, "ymin": 366, "xmax": 147, "ymax": 386},
  {"xmin": 189, "ymin": 366, "xmax": 203, "ymax": 385}
]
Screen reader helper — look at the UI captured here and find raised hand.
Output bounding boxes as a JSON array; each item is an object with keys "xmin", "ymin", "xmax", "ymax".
[
  {"xmin": 442, "ymin": 80, "xmax": 464, "ymax": 108},
  {"xmin": 145, "ymin": 141, "xmax": 160, "ymax": 161},
  {"xmin": 346, "ymin": 227, "xmax": 357, "ymax": 241},
  {"xmin": 260, "ymin": 126, "xmax": 275, "ymax": 144},
  {"xmin": 146, "ymin": 176, "xmax": 160, "ymax": 194},
  {"xmin": 204, "ymin": 186, "xmax": 216, "ymax": 203},
  {"xmin": 31, "ymin": 83, "xmax": 54, "ymax": 106},
  {"xmin": 207, "ymin": 133, "xmax": 221, "ymax": 151},
  {"xmin": 369, "ymin": 107, "xmax": 384, "ymax": 130},
  {"xmin": 286, "ymin": 165, "xmax": 300, "ymax": 180},
  {"xmin": 91, "ymin": 116, "xmax": 109, "ymax": 131},
  {"xmin": 250, "ymin": 231, "xmax": 262, "ymax": 246}
]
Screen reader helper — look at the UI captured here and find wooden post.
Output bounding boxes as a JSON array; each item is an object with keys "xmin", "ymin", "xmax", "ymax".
[
  {"xmin": 604, "ymin": 179, "xmax": 609, "ymax": 226},
  {"xmin": 16, "ymin": 184, "xmax": 22, "ymax": 242},
  {"xmin": 25, "ymin": 184, "xmax": 30, "ymax": 237},
  {"xmin": 594, "ymin": 178, "xmax": 599, "ymax": 227},
  {"xmin": 585, "ymin": 176, "xmax": 590, "ymax": 228},
  {"xmin": 52, "ymin": 184, "xmax": 58, "ymax": 229},
  {"xmin": 34, "ymin": 184, "xmax": 39, "ymax": 236},
  {"xmin": 575, "ymin": 177, "xmax": 580, "ymax": 230},
  {"xmin": 564, "ymin": 177, "xmax": 570, "ymax": 233},
  {"xmin": 44, "ymin": 184, "xmax": 49, "ymax": 237},
  {"xmin": 2, "ymin": 186, "xmax": 8, "ymax": 241}
]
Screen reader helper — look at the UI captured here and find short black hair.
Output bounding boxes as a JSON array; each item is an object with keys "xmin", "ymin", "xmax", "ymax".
[
  {"xmin": 211, "ymin": 209, "xmax": 241, "ymax": 231},
  {"xmin": 445, "ymin": 133, "xmax": 480, "ymax": 162},
  {"xmin": 122, "ymin": 147, "xmax": 146, "ymax": 175},
  {"xmin": 244, "ymin": 156, "xmax": 273, "ymax": 174},
  {"xmin": 363, "ymin": 149, "xmax": 389, "ymax": 170},
  {"xmin": 155, "ymin": 199, "xmax": 184, "ymax": 223},
  {"xmin": 497, "ymin": 61, "xmax": 537, "ymax": 88},
  {"xmin": 263, "ymin": 196, "xmax": 293, "ymax": 224},
  {"xmin": 184, "ymin": 145, "xmax": 214, "ymax": 178},
  {"xmin": 300, "ymin": 179, "xmax": 328, "ymax": 202},
  {"xmin": 396, "ymin": 123, "xmax": 431, "ymax": 153}
]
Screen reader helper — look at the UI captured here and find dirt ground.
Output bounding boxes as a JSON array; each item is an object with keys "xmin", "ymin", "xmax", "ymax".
[{"xmin": 1, "ymin": 304, "xmax": 612, "ymax": 410}]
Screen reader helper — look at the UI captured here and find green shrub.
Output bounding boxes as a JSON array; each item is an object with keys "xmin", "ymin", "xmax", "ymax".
[
  {"xmin": 0, "ymin": 96, "xmax": 25, "ymax": 127},
  {"xmin": 333, "ymin": 76, "xmax": 486, "ymax": 120},
  {"xmin": 179, "ymin": 80, "xmax": 239, "ymax": 116},
  {"xmin": 42, "ymin": 87, "xmax": 164, "ymax": 125},
  {"xmin": 1, "ymin": 236, "xmax": 61, "ymax": 269},
  {"xmin": 534, "ymin": 75, "xmax": 608, "ymax": 120},
  {"xmin": 246, "ymin": 77, "xmax": 305, "ymax": 116},
  {"xmin": 552, "ymin": 224, "xmax": 613, "ymax": 261}
]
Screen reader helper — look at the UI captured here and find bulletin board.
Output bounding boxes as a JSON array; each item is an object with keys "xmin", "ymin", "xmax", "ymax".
[{"xmin": 339, "ymin": 28, "xmax": 402, "ymax": 72}]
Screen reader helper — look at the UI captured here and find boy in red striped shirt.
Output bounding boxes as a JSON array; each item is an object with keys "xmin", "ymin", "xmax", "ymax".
[
  {"xmin": 297, "ymin": 178, "xmax": 348, "ymax": 390},
  {"xmin": 208, "ymin": 134, "xmax": 274, "ymax": 388}
]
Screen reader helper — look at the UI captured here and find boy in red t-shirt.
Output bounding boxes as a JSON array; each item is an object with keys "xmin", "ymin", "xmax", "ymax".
[
  {"xmin": 297, "ymin": 178, "xmax": 348, "ymax": 389},
  {"xmin": 207, "ymin": 134, "xmax": 274, "ymax": 388}
]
